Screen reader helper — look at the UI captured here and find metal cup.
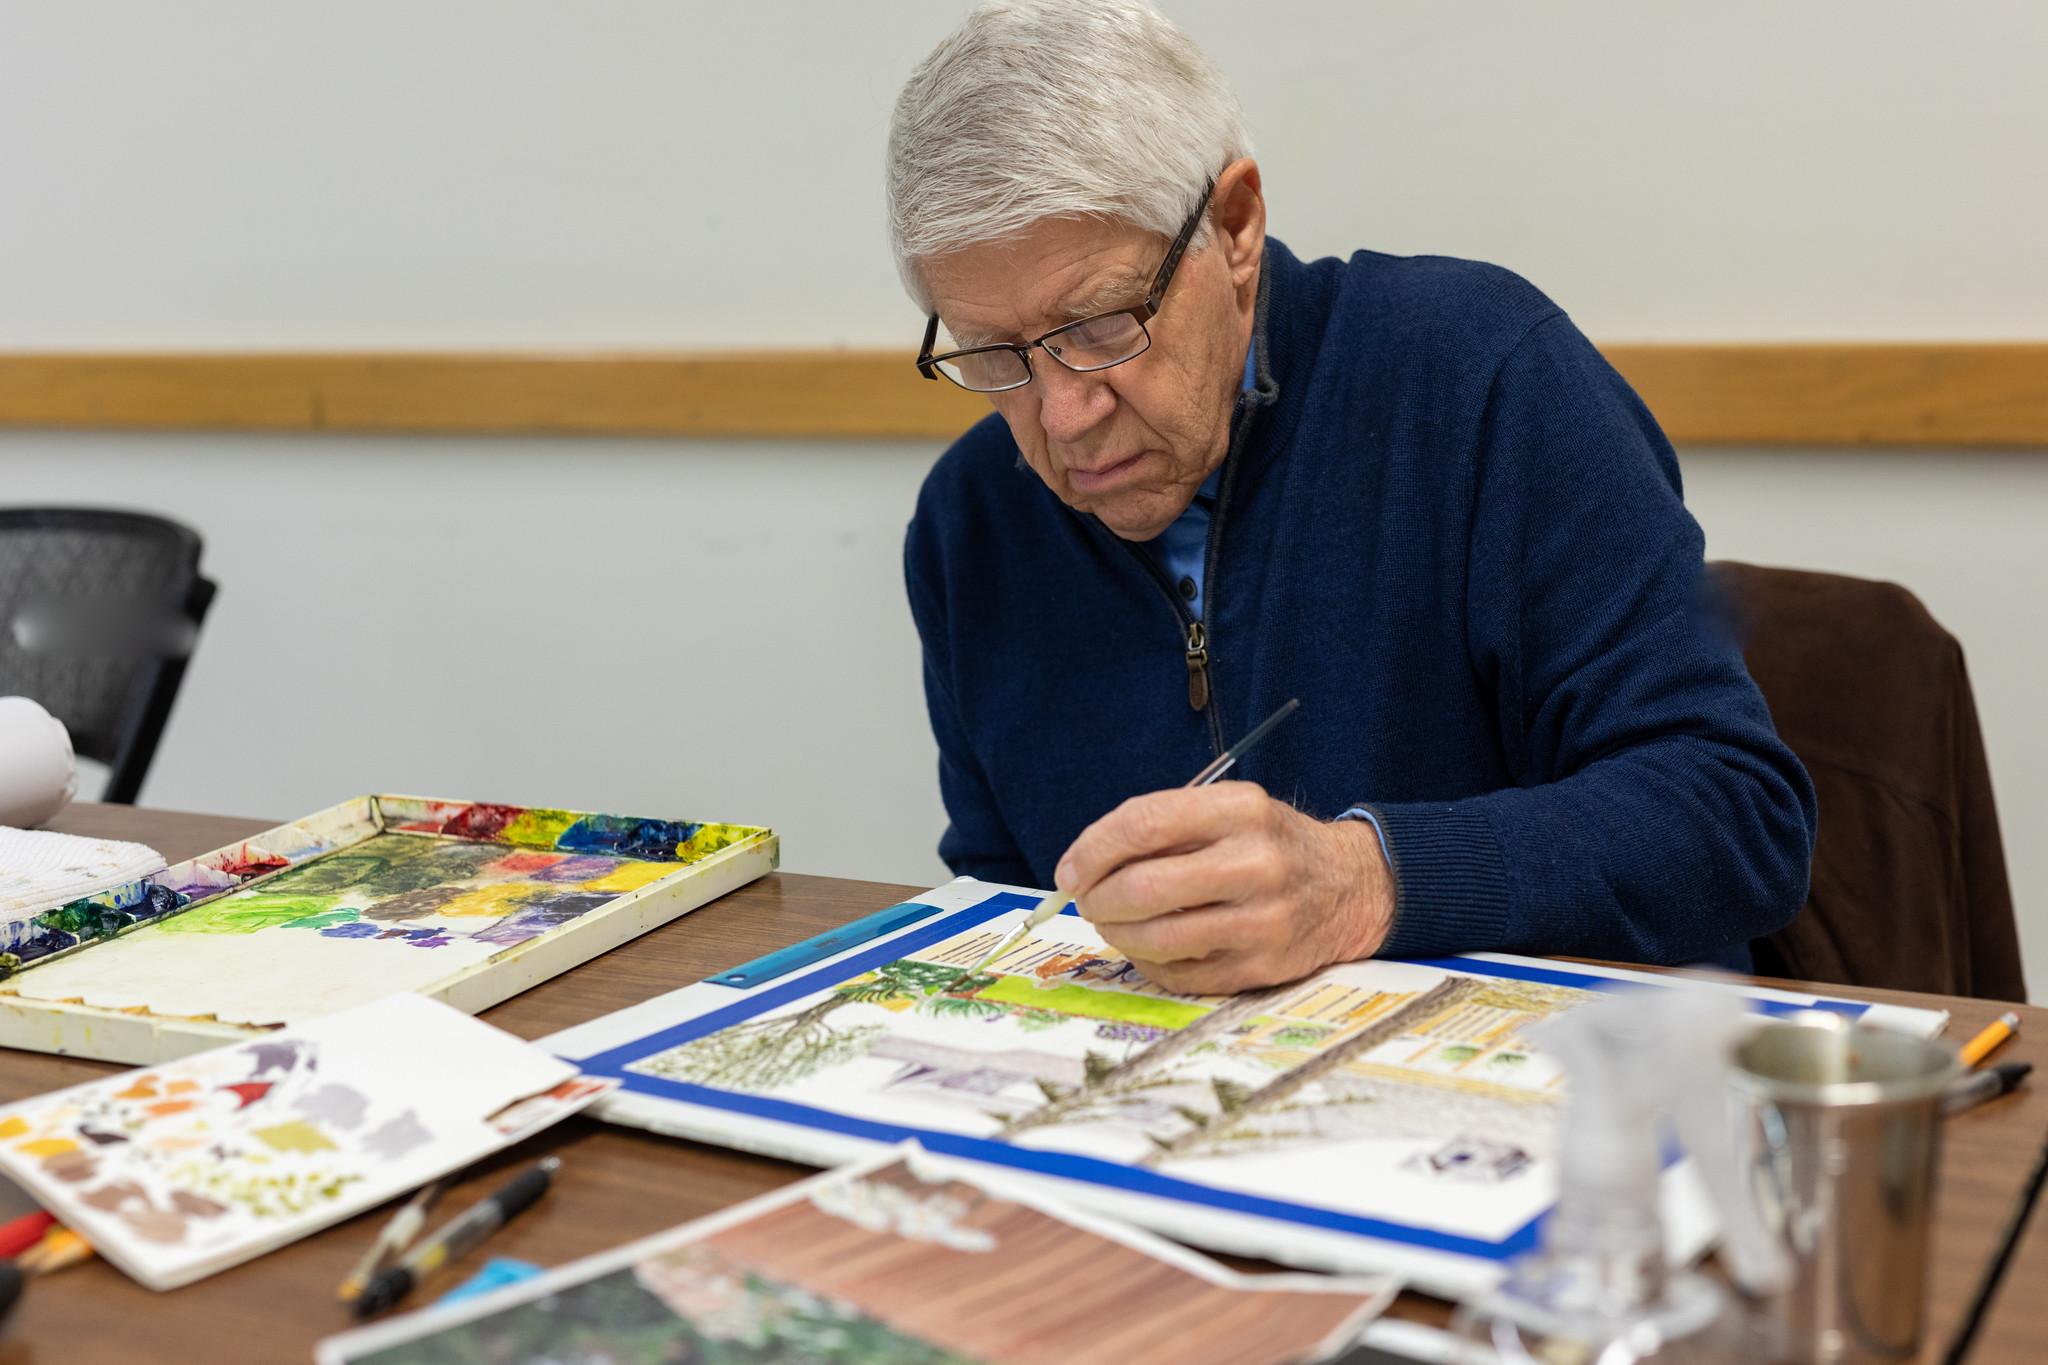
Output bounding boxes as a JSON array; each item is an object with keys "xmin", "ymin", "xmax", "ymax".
[{"xmin": 1730, "ymin": 1012, "xmax": 1960, "ymax": 1364}]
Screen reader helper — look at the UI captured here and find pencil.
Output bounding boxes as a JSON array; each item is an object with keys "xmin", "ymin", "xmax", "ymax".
[
  {"xmin": 1960, "ymin": 1011, "xmax": 2021, "ymax": 1068},
  {"xmin": 18, "ymin": 1227, "xmax": 92, "ymax": 1276}
]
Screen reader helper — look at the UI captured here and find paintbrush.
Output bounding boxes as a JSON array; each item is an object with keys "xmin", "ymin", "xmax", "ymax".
[
  {"xmin": 337, "ymin": 1179, "xmax": 444, "ymax": 1303},
  {"xmin": 956, "ymin": 699, "xmax": 1302, "ymax": 983}
]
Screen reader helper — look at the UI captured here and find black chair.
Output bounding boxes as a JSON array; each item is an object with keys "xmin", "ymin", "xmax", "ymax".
[{"xmin": 0, "ymin": 508, "xmax": 217, "ymax": 804}]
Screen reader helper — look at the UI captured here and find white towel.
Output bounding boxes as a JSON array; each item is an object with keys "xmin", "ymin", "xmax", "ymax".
[{"xmin": 0, "ymin": 827, "xmax": 166, "ymax": 922}]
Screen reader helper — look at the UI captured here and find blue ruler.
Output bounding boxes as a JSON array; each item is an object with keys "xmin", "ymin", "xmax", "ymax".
[{"xmin": 706, "ymin": 900, "xmax": 946, "ymax": 989}]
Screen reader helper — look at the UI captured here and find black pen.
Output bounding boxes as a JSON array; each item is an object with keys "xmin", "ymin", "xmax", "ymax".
[
  {"xmin": 1944, "ymin": 1061, "xmax": 2032, "ymax": 1118},
  {"xmin": 353, "ymin": 1157, "xmax": 560, "ymax": 1318}
]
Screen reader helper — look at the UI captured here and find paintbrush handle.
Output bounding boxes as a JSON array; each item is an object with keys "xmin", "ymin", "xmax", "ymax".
[
  {"xmin": 1023, "ymin": 892, "xmax": 1073, "ymax": 930},
  {"xmin": 1186, "ymin": 698, "xmax": 1301, "ymax": 789}
]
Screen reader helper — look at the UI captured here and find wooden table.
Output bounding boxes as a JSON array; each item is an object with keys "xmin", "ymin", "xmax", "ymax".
[{"xmin": 9, "ymin": 805, "xmax": 2045, "ymax": 1363}]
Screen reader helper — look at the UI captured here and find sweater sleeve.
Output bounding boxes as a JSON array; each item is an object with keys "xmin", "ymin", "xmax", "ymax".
[
  {"xmin": 1368, "ymin": 315, "xmax": 1817, "ymax": 964},
  {"xmin": 903, "ymin": 516, "xmax": 1036, "ymax": 886}
]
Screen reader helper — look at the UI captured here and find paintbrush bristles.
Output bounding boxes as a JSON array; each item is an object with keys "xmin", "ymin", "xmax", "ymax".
[{"xmin": 960, "ymin": 891, "xmax": 1073, "ymax": 982}]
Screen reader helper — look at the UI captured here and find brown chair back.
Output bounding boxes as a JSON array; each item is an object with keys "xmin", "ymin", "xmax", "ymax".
[{"xmin": 1711, "ymin": 561, "xmax": 2024, "ymax": 1001}]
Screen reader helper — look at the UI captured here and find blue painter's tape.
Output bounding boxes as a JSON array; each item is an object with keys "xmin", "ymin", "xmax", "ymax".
[
  {"xmin": 1399, "ymin": 956, "xmax": 1871, "ymax": 1021},
  {"xmin": 704, "ymin": 899, "xmax": 956, "ymax": 990}
]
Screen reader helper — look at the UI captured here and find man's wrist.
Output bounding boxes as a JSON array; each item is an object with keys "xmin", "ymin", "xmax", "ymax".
[{"xmin": 1325, "ymin": 814, "xmax": 1395, "ymax": 961}]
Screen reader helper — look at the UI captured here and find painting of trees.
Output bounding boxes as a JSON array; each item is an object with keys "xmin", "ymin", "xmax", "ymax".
[{"xmin": 631, "ymin": 959, "xmax": 996, "ymax": 1093}]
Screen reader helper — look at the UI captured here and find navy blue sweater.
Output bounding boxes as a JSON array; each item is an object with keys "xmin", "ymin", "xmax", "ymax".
[{"xmin": 904, "ymin": 239, "xmax": 1816, "ymax": 967}]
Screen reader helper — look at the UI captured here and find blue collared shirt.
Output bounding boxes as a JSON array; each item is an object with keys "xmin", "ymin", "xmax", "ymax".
[{"xmin": 1144, "ymin": 340, "xmax": 1392, "ymax": 861}]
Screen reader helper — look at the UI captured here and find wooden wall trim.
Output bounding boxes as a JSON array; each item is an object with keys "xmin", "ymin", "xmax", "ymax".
[{"xmin": 0, "ymin": 344, "xmax": 2043, "ymax": 447}]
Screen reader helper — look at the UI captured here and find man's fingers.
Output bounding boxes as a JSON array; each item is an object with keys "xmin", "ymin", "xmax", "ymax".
[
  {"xmin": 1081, "ymin": 839, "xmax": 1271, "ymax": 926},
  {"xmin": 1098, "ymin": 900, "xmax": 1275, "ymax": 965},
  {"xmin": 1128, "ymin": 949, "xmax": 1296, "ymax": 997},
  {"xmin": 1056, "ymin": 781, "xmax": 1270, "ymax": 895}
]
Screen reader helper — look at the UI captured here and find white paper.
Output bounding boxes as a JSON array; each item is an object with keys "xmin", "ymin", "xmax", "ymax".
[{"xmin": 0, "ymin": 992, "xmax": 582, "ymax": 1289}]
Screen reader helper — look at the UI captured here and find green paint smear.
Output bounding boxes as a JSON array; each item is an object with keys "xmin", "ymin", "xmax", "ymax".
[
  {"xmin": 155, "ymin": 894, "xmax": 343, "ymax": 936},
  {"xmin": 278, "ymin": 908, "xmax": 361, "ymax": 931},
  {"xmin": 976, "ymin": 976, "xmax": 1208, "ymax": 1030},
  {"xmin": 33, "ymin": 899, "xmax": 130, "ymax": 938}
]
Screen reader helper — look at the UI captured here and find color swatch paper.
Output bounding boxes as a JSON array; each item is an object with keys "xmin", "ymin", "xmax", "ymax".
[{"xmin": 0, "ymin": 993, "xmax": 600, "ymax": 1289}]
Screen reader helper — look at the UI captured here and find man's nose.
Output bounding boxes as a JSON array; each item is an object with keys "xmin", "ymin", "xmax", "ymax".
[{"xmin": 1032, "ymin": 357, "xmax": 1115, "ymax": 444}]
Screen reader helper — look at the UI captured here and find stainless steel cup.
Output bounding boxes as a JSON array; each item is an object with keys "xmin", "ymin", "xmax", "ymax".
[{"xmin": 1730, "ymin": 1012, "xmax": 1960, "ymax": 1364}]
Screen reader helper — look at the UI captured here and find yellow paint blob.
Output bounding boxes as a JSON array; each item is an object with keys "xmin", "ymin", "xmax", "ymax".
[
  {"xmin": 17, "ymin": 1137, "xmax": 79, "ymax": 1158},
  {"xmin": 502, "ymin": 809, "xmax": 579, "ymax": 846},
  {"xmin": 0, "ymin": 1117, "xmax": 28, "ymax": 1140},
  {"xmin": 576, "ymin": 861, "xmax": 674, "ymax": 894},
  {"xmin": 252, "ymin": 1120, "xmax": 337, "ymax": 1154}
]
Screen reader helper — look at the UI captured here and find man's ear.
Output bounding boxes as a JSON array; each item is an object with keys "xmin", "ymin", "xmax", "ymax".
[{"xmin": 1213, "ymin": 157, "xmax": 1265, "ymax": 299}]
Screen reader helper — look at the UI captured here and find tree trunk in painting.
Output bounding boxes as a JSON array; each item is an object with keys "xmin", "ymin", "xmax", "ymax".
[
  {"xmin": 996, "ymin": 985, "xmax": 1290, "ymax": 1139},
  {"xmin": 1136, "ymin": 975, "xmax": 1480, "ymax": 1167}
]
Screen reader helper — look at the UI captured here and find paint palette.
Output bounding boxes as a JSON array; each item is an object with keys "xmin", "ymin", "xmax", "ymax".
[{"xmin": 0, "ymin": 795, "xmax": 776, "ymax": 1064}]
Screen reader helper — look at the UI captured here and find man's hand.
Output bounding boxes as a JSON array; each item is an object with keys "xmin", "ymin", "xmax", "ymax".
[{"xmin": 1054, "ymin": 781, "xmax": 1396, "ymax": 995}]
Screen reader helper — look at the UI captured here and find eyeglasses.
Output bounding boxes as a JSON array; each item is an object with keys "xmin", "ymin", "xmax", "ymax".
[{"xmin": 916, "ymin": 178, "xmax": 1216, "ymax": 394}]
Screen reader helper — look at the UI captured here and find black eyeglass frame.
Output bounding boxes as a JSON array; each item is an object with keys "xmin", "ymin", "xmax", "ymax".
[{"xmin": 915, "ymin": 177, "xmax": 1218, "ymax": 392}]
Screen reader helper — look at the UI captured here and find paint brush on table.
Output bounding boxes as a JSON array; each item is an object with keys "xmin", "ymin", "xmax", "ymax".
[
  {"xmin": 336, "ymin": 1180, "xmax": 443, "ymax": 1304},
  {"xmin": 958, "ymin": 698, "xmax": 1303, "ymax": 982},
  {"xmin": 353, "ymin": 1158, "xmax": 559, "ymax": 1319}
]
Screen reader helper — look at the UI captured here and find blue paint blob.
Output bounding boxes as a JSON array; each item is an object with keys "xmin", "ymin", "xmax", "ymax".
[
  {"xmin": 319, "ymin": 922, "xmax": 383, "ymax": 940},
  {"xmin": 139, "ymin": 884, "xmax": 189, "ymax": 919},
  {"xmin": 557, "ymin": 815, "xmax": 699, "ymax": 861}
]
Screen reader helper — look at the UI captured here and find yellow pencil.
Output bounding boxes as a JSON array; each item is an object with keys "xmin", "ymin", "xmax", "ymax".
[
  {"xmin": 1960, "ymin": 1011, "xmax": 2021, "ymax": 1068},
  {"xmin": 18, "ymin": 1227, "xmax": 93, "ymax": 1276}
]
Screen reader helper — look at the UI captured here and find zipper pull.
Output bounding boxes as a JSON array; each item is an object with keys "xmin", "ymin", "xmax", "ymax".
[{"xmin": 1184, "ymin": 621, "xmax": 1211, "ymax": 712}]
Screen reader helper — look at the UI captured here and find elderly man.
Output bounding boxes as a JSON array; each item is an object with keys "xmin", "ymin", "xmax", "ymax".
[{"xmin": 891, "ymin": 0, "xmax": 1815, "ymax": 994}]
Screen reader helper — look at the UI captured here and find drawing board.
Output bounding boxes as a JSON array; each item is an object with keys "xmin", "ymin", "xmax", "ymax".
[{"xmin": 548, "ymin": 879, "xmax": 1947, "ymax": 1298}]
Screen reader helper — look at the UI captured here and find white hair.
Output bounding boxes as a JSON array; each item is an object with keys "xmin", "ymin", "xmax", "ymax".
[{"xmin": 887, "ymin": 0, "xmax": 1253, "ymax": 308}]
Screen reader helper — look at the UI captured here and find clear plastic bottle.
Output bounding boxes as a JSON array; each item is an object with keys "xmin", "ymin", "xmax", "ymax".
[{"xmin": 1449, "ymin": 986, "xmax": 1788, "ymax": 1364}]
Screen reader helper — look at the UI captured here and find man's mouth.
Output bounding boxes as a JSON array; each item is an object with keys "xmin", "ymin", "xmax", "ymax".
[{"xmin": 1067, "ymin": 452, "xmax": 1145, "ymax": 493}]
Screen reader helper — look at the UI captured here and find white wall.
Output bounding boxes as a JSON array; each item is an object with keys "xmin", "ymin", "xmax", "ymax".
[{"xmin": 2, "ymin": 2, "xmax": 2043, "ymax": 991}]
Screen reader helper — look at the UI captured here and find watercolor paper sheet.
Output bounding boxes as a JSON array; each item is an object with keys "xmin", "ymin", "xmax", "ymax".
[
  {"xmin": 0, "ymin": 992, "xmax": 595, "ymax": 1290},
  {"xmin": 549, "ymin": 879, "xmax": 1948, "ymax": 1297},
  {"xmin": 317, "ymin": 1144, "xmax": 1396, "ymax": 1365}
]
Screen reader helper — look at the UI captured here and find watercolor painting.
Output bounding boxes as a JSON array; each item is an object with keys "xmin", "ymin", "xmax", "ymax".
[
  {"xmin": 318, "ymin": 1149, "xmax": 1391, "ymax": 1365},
  {"xmin": 555, "ymin": 882, "xmax": 1945, "ymax": 1292},
  {"xmin": 0, "ymin": 795, "xmax": 774, "ymax": 1051},
  {"xmin": 0, "ymin": 993, "xmax": 591, "ymax": 1290}
]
